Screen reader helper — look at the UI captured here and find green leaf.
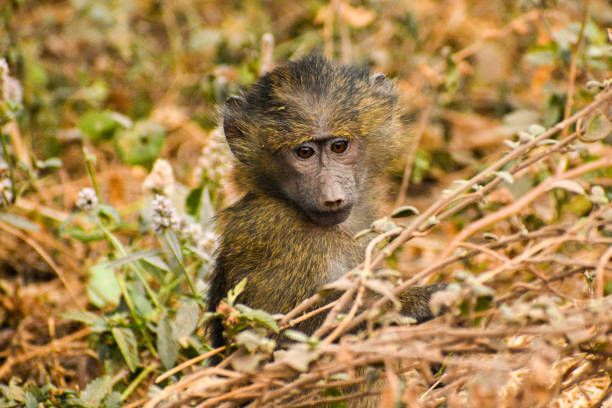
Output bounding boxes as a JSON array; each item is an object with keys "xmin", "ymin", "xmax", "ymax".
[
  {"xmin": 112, "ymin": 327, "xmax": 139, "ymax": 372},
  {"xmin": 528, "ymin": 124, "xmax": 546, "ymax": 135},
  {"xmin": 141, "ymin": 255, "xmax": 172, "ymax": 274},
  {"xmin": 132, "ymin": 290, "xmax": 154, "ymax": 320},
  {"xmin": 63, "ymin": 310, "xmax": 108, "ymax": 331},
  {"xmin": 283, "ymin": 329, "xmax": 319, "ymax": 347},
  {"xmin": 274, "ymin": 343, "xmax": 319, "ymax": 372},
  {"xmin": 322, "ymin": 388, "xmax": 347, "ymax": 408},
  {"xmin": 114, "ymin": 120, "xmax": 165, "ymax": 166},
  {"xmin": 78, "ymin": 111, "xmax": 123, "ymax": 141},
  {"xmin": 483, "ymin": 232, "xmax": 499, "ymax": 241},
  {"xmin": 411, "ymin": 149, "xmax": 430, "ymax": 184},
  {"xmin": 442, "ymin": 179, "xmax": 470, "ymax": 195},
  {"xmin": 504, "ymin": 140, "xmax": 519, "ymax": 149},
  {"xmin": 227, "ymin": 277, "xmax": 247, "ymax": 306},
  {"xmin": 38, "ymin": 157, "xmax": 62, "ymax": 169},
  {"xmin": 199, "ymin": 187, "xmax": 216, "ymax": 225},
  {"xmin": 506, "ymin": 174, "xmax": 533, "ymax": 199},
  {"xmin": 503, "ymin": 110, "xmax": 540, "ymax": 133},
  {"xmin": 235, "ymin": 329, "xmax": 272, "ymax": 352},
  {"xmin": 157, "ymin": 318, "xmax": 179, "ymax": 370},
  {"xmin": 231, "ymin": 352, "xmax": 265, "ymax": 372},
  {"xmin": 586, "ymin": 80, "xmax": 603, "ymax": 89},
  {"xmin": 493, "ymin": 171, "xmax": 515, "ymax": 184},
  {"xmin": 78, "ymin": 80, "xmax": 110, "ymax": 105},
  {"xmin": 547, "ymin": 180, "xmax": 586, "ymax": 196},
  {"xmin": 185, "ymin": 186, "xmax": 203, "ymax": 218},
  {"xmin": 172, "ymin": 300, "xmax": 200, "ymax": 340},
  {"xmin": 371, "ymin": 217, "xmax": 397, "ymax": 233},
  {"xmin": 423, "ymin": 215, "xmax": 439, "ymax": 228},
  {"xmin": 25, "ymin": 391, "xmax": 37, "ymax": 408},
  {"xmin": 565, "ymin": 195, "xmax": 592, "ymax": 216},
  {"xmin": 0, "ymin": 213, "xmax": 40, "ymax": 232},
  {"xmin": 198, "ymin": 311, "xmax": 217, "ymax": 326},
  {"xmin": 235, "ymin": 304, "xmax": 279, "ymax": 333},
  {"xmin": 60, "ymin": 223, "xmax": 106, "ymax": 242},
  {"xmin": 537, "ymin": 139, "xmax": 558, "ymax": 146},
  {"xmin": 525, "ymin": 45, "xmax": 557, "ymax": 66},
  {"xmin": 1, "ymin": 378, "xmax": 25, "ymax": 401},
  {"xmin": 87, "ymin": 262, "xmax": 121, "ymax": 309},
  {"xmin": 97, "ymin": 204, "xmax": 121, "ymax": 224},
  {"xmin": 106, "ymin": 250, "xmax": 162, "ymax": 269},
  {"xmin": 164, "ymin": 229, "xmax": 183, "ymax": 264},
  {"xmin": 104, "ymin": 391, "xmax": 122, "ymax": 408},
  {"xmin": 81, "ymin": 375, "xmax": 112, "ymax": 407},
  {"xmin": 584, "ymin": 115, "xmax": 612, "ymax": 141},
  {"xmin": 284, "ymin": 329, "xmax": 311, "ymax": 343},
  {"xmin": 390, "ymin": 205, "xmax": 419, "ymax": 218}
]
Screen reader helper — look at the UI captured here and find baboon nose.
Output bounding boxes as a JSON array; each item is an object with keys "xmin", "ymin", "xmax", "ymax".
[
  {"xmin": 324, "ymin": 198, "xmax": 344, "ymax": 210},
  {"xmin": 321, "ymin": 182, "xmax": 345, "ymax": 210}
]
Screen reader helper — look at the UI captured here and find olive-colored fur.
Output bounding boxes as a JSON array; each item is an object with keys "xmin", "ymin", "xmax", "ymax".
[{"xmin": 208, "ymin": 55, "xmax": 443, "ymax": 406}]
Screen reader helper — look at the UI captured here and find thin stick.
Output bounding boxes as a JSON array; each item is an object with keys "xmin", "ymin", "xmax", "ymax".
[
  {"xmin": 440, "ymin": 156, "xmax": 612, "ymax": 260},
  {"xmin": 396, "ymin": 102, "xmax": 433, "ymax": 207},
  {"xmin": 370, "ymin": 87, "xmax": 612, "ymax": 271},
  {"xmin": 562, "ymin": 0, "xmax": 590, "ymax": 138},
  {"xmin": 155, "ymin": 346, "xmax": 226, "ymax": 383},
  {"xmin": 260, "ymin": 33, "xmax": 275, "ymax": 75}
]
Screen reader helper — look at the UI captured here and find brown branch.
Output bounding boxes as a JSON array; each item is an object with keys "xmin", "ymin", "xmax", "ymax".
[
  {"xmin": 370, "ymin": 86, "xmax": 612, "ymax": 272},
  {"xmin": 440, "ymin": 155, "xmax": 612, "ymax": 260}
]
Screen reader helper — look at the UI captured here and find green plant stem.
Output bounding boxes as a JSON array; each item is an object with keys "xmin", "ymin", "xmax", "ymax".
[
  {"xmin": 100, "ymin": 223, "xmax": 162, "ymax": 309},
  {"xmin": 0, "ymin": 131, "xmax": 16, "ymax": 203},
  {"xmin": 115, "ymin": 273, "xmax": 157, "ymax": 357},
  {"xmin": 121, "ymin": 361, "xmax": 159, "ymax": 401},
  {"xmin": 157, "ymin": 274, "xmax": 183, "ymax": 299},
  {"xmin": 82, "ymin": 146, "xmax": 101, "ymax": 198},
  {"xmin": 163, "ymin": 230, "xmax": 198, "ymax": 297}
]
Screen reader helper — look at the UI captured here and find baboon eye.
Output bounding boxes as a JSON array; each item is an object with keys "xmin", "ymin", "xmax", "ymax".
[
  {"xmin": 296, "ymin": 145, "xmax": 315, "ymax": 159},
  {"xmin": 331, "ymin": 140, "xmax": 348, "ymax": 154}
]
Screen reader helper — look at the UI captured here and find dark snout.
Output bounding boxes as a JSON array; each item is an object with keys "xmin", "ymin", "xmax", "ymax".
[
  {"xmin": 320, "ymin": 180, "xmax": 346, "ymax": 210},
  {"xmin": 307, "ymin": 176, "xmax": 353, "ymax": 226}
]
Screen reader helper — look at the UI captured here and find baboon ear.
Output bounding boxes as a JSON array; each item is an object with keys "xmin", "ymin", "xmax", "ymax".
[
  {"xmin": 225, "ymin": 95, "xmax": 244, "ymax": 111},
  {"xmin": 371, "ymin": 73, "xmax": 395, "ymax": 93},
  {"xmin": 371, "ymin": 73, "xmax": 386, "ymax": 86},
  {"xmin": 223, "ymin": 95, "xmax": 249, "ymax": 163}
]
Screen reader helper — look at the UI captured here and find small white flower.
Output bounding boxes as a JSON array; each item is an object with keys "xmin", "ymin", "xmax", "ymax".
[
  {"xmin": 76, "ymin": 187, "xmax": 98, "ymax": 211},
  {"xmin": 0, "ymin": 58, "xmax": 22, "ymax": 120},
  {"xmin": 3, "ymin": 76, "xmax": 22, "ymax": 107},
  {"xmin": 192, "ymin": 128, "xmax": 231, "ymax": 184},
  {"xmin": 186, "ymin": 223, "xmax": 203, "ymax": 240},
  {"xmin": 197, "ymin": 230, "xmax": 218, "ymax": 254},
  {"xmin": 143, "ymin": 159, "xmax": 175, "ymax": 196},
  {"xmin": 151, "ymin": 194, "xmax": 181, "ymax": 234}
]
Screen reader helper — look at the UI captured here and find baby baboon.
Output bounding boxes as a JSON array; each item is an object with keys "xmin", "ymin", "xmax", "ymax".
[{"xmin": 209, "ymin": 55, "xmax": 441, "ymax": 354}]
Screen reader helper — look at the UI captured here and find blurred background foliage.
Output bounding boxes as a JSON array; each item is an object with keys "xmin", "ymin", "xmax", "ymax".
[{"xmin": 0, "ymin": 0, "xmax": 611, "ymax": 406}]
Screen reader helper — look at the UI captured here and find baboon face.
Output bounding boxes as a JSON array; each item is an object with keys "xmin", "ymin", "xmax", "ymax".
[
  {"xmin": 222, "ymin": 56, "xmax": 398, "ymax": 228},
  {"xmin": 276, "ymin": 136, "xmax": 363, "ymax": 226}
]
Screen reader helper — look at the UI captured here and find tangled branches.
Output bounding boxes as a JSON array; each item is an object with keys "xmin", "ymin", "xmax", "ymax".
[{"xmin": 143, "ymin": 87, "xmax": 612, "ymax": 408}]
